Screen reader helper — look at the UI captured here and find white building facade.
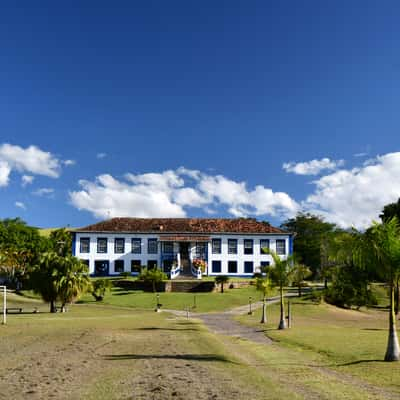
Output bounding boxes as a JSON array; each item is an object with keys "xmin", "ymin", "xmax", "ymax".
[{"xmin": 72, "ymin": 218, "xmax": 293, "ymax": 278}]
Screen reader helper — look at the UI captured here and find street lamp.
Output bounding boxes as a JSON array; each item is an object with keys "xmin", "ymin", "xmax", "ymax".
[
  {"xmin": 248, "ymin": 296, "xmax": 253, "ymax": 315},
  {"xmin": 155, "ymin": 293, "xmax": 161, "ymax": 312}
]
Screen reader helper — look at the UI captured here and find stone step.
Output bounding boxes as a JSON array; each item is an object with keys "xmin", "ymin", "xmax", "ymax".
[{"xmin": 169, "ymin": 281, "xmax": 215, "ymax": 293}]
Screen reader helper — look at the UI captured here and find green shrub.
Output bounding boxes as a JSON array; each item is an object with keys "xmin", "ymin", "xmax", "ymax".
[
  {"xmin": 303, "ymin": 289, "xmax": 323, "ymax": 304},
  {"xmin": 138, "ymin": 268, "xmax": 167, "ymax": 292},
  {"xmin": 91, "ymin": 279, "xmax": 113, "ymax": 301},
  {"xmin": 323, "ymin": 265, "xmax": 378, "ymax": 309},
  {"xmin": 119, "ymin": 271, "xmax": 131, "ymax": 278}
]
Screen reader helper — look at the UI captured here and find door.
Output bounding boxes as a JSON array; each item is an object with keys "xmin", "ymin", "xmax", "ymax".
[{"xmin": 94, "ymin": 260, "xmax": 109, "ymax": 276}]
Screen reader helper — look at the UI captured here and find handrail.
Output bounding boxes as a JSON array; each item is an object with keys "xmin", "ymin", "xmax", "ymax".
[
  {"xmin": 191, "ymin": 263, "xmax": 202, "ymax": 280},
  {"xmin": 170, "ymin": 265, "xmax": 181, "ymax": 279}
]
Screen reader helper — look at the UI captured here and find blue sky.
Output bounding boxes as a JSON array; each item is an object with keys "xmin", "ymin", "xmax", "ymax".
[{"xmin": 1, "ymin": 1, "xmax": 400, "ymax": 229}]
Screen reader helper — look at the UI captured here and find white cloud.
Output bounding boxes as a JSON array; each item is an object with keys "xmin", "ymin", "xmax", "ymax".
[
  {"xmin": 0, "ymin": 143, "xmax": 60, "ymax": 178},
  {"xmin": 63, "ymin": 159, "xmax": 76, "ymax": 166},
  {"xmin": 33, "ymin": 188, "xmax": 55, "ymax": 198},
  {"xmin": 21, "ymin": 175, "xmax": 34, "ymax": 187},
  {"xmin": 97, "ymin": 153, "xmax": 107, "ymax": 159},
  {"xmin": 69, "ymin": 168, "xmax": 299, "ymax": 220},
  {"xmin": 283, "ymin": 158, "xmax": 344, "ymax": 175},
  {"xmin": 0, "ymin": 161, "xmax": 11, "ymax": 187},
  {"xmin": 15, "ymin": 201, "xmax": 26, "ymax": 210},
  {"xmin": 303, "ymin": 152, "xmax": 400, "ymax": 229}
]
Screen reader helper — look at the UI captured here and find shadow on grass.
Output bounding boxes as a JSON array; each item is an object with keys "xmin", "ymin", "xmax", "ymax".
[
  {"xmin": 336, "ymin": 359, "xmax": 384, "ymax": 366},
  {"xmin": 136, "ymin": 327, "xmax": 200, "ymax": 332},
  {"xmin": 361, "ymin": 328, "xmax": 387, "ymax": 331},
  {"xmin": 103, "ymin": 353, "xmax": 238, "ymax": 363}
]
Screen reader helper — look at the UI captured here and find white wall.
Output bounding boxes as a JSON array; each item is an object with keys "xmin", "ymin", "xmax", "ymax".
[{"xmin": 74, "ymin": 232, "xmax": 290, "ymax": 276}]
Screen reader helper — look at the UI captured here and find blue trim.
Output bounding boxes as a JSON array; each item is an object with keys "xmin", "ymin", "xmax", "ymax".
[
  {"xmin": 289, "ymin": 234, "xmax": 294, "ymax": 256},
  {"xmin": 208, "ymin": 274, "xmax": 254, "ymax": 278},
  {"xmin": 72, "ymin": 233, "xmax": 76, "ymax": 256}
]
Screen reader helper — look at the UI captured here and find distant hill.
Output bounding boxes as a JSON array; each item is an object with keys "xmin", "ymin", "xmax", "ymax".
[{"xmin": 38, "ymin": 228, "xmax": 75, "ymax": 237}]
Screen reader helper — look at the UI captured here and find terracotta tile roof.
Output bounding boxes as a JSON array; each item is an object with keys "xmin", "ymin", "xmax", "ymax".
[{"xmin": 76, "ymin": 218, "xmax": 289, "ymax": 234}]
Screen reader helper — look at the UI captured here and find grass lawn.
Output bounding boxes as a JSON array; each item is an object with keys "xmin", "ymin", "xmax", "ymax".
[
  {"xmin": 236, "ymin": 299, "xmax": 400, "ymax": 397},
  {"xmin": 2, "ymin": 291, "xmax": 400, "ymax": 399},
  {"xmin": 78, "ymin": 284, "xmax": 265, "ymax": 313}
]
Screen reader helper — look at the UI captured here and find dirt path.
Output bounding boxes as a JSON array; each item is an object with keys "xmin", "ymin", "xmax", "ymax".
[{"xmin": 163, "ymin": 294, "xmax": 291, "ymax": 344}]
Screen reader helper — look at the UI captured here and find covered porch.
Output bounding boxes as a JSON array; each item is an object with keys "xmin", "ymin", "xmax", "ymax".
[{"xmin": 159, "ymin": 235, "xmax": 210, "ymax": 279}]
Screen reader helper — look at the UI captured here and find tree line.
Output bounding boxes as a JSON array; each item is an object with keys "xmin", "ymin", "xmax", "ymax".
[{"xmin": 0, "ymin": 220, "xmax": 90, "ymax": 313}]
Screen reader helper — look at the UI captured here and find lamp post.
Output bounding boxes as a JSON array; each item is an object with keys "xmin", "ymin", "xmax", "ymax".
[
  {"xmin": 155, "ymin": 293, "xmax": 160, "ymax": 312},
  {"xmin": 248, "ymin": 296, "xmax": 253, "ymax": 315}
]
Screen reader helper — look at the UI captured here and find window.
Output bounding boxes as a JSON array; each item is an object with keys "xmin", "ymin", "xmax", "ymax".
[
  {"xmin": 244, "ymin": 261, "xmax": 254, "ymax": 274},
  {"xmin": 114, "ymin": 238, "xmax": 125, "ymax": 253},
  {"xmin": 114, "ymin": 260, "xmax": 124, "ymax": 273},
  {"xmin": 260, "ymin": 261, "xmax": 270, "ymax": 268},
  {"xmin": 131, "ymin": 238, "xmax": 141, "ymax": 254},
  {"xmin": 162, "ymin": 241, "xmax": 174, "ymax": 254},
  {"xmin": 80, "ymin": 238, "xmax": 90, "ymax": 253},
  {"xmin": 228, "ymin": 239, "xmax": 237, "ymax": 254},
  {"xmin": 81, "ymin": 259, "xmax": 89, "ymax": 267},
  {"xmin": 228, "ymin": 261, "xmax": 237, "ymax": 273},
  {"xmin": 148, "ymin": 239, "xmax": 158, "ymax": 254},
  {"xmin": 244, "ymin": 239, "xmax": 253, "ymax": 255},
  {"xmin": 260, "ymin": 239, "xmax": 270, "ymax": 254},
  {"xmin": 212, "ymin": 239, "xmax": 221, "ymax": 254},
  {"xmin": 97, "ymin": 238, "xmax": 108, "ymax": 253},
  {"xmin": 196, "ymin": 242, "xmax": 207, "ymax": 258},
  {"xmin": 212, "ymin": 260, "xmax": 221, "ymax": 273},
  {"xmin": 131, "ymin": 260, "xmax": 141, "ymax": 273},
  {"xmin": 147, "ymin": 260, "xmax": 157, "ymax": 269},
  {"xmin": 276, "ymin": 239, "xmax": 286, "ymax": 255}
]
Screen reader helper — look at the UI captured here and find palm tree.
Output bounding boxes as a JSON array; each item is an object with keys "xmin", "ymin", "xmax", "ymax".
[
  {"xmin": 32, "ymin": 252, "xmax": 91, "ymax": 313},
  {"xmin": 32, "ymin": 252, "xmax": 60, "ymax": 313},
  {"xmin": 290, "ymin": 262, "xmax": 312, "ymax": 297},
  {"xmin": 55, "ymin": 256, "xmax": 91, "ymax": 312},
  {"xmin": 267, "ymin": 250, "xmax": 294, "ymax": 330},
  {"xmin": 215, "ymin": 275, "xmax": 229, "ymax": 293},
  {"xmin": 256, "ymin": 276, "xmax": 272, "ymax": 323},
  {"xmin": 358, "ymin": 219, "xmax": 400, "ymax": 361}
]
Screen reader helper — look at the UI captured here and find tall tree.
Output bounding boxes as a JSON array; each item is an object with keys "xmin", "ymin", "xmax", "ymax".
[
  {"xmin": 267, "ymin": 250, "xmax": 294, "ymax": 330},
  {"xmin": 380, "ymin": 198, "xmax": 400, "ymax": 223},
  {"xmin": 31, "ymin": 252, "xmax": 60, "ymax": 313},
  {"xmin": 357, "ymin": 219, "xmax": 400, "ymax": 361},
  {"xmin": 32, "ymin": 252, "xmax": 90, "ymax": 313},
  {"xmin": 256, "ymin": 276, "xmax": 272, "ymax": 323},
  {"xmin": 49, "ymin": 228, "xmax": 72, "ymax": 256},
  {"xmin": 380, "ymin": 199, "xmax": 400, "ymax": 314},
  {"xmin": 55, "ymin": 256, "xmax": 91, "ymax": 312},
  {"xmin": 280, "ymin": 213, "xmax": 339, "ymax": 279},
  {"xmin": 0, "ymin": 218, "xmax": 47, "ymax": 287},
  {"xmin": 327, "ymin": 231, "xmax": 376, "ymax": 309},
  {"xmin": 290, "ymin": 263, "xmax": 312, "ymax": 297}
]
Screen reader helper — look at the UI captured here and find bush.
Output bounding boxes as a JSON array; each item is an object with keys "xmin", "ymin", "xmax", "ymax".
[
  {"xmin": 91, "ymin": 279, "xmax": 113, "ymax": 301},
  {"xmin": 303, "ymin": 289, "xmax": 323, "ymax": 304},
  {"xmin": 323, "ymin": 265, "xmax": 378, "ymax": 309},
  {"xmin": 138, "ymin": 268, "xmax": 167, "ymax": 292},
  {"xmin": 119, "ymin": 271, "xmax": 131, "ymax": 278}
]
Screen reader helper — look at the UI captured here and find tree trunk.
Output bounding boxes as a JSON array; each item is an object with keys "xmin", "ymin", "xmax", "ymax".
[
  {"xmin": 384, "ymin": 283, "xmax": 400, "ymax": 361},
  {"xmin": 278, "ymin": 285, "xmax": 287, "ymax": 330},
  {"xmin": 60, "ymin": 304, "xmax": 67, "ymax": 313},
  {"xmin": 298, "ymin": 284, "xmax": 302, "ymax": 297},
  {"xmin": 260, "ymin": 297, "xmax": 267, "ymax": 324},
  {"xmin": 395, "ymin": 278, "xmax": 399, "ymax": 316},
  {"xmin": 50, "ymin": 300, "xmax": 57, "ymax": 313},
  {"xmin": 221, "ymin": 283, "xmax": 224, "ymax": 293}
]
